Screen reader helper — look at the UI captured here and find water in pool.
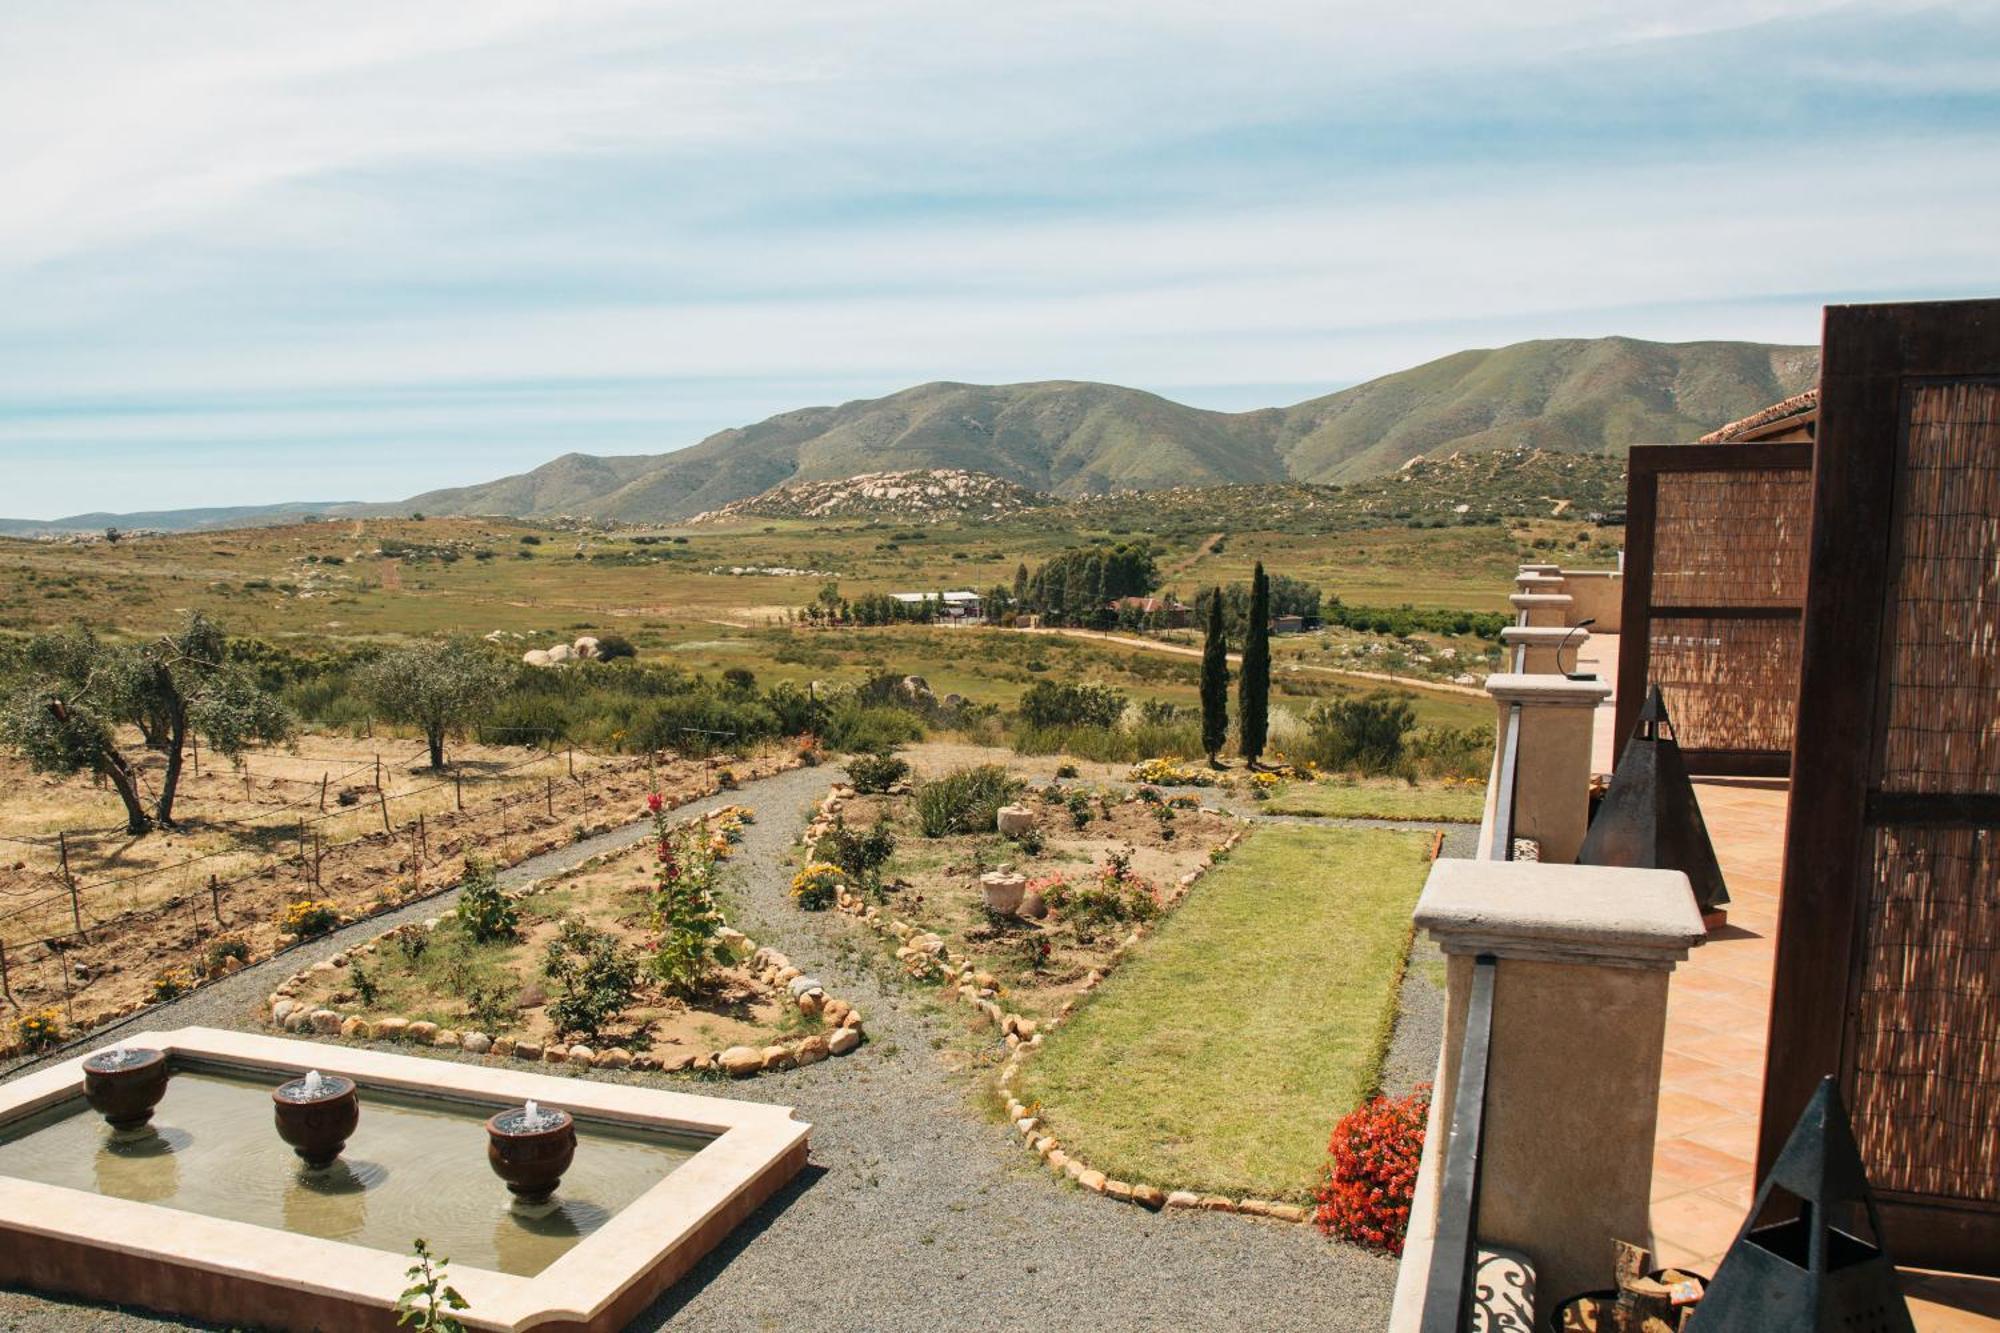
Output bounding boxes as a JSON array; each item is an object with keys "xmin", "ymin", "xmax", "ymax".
[{"xmin": 0, "ymin": 1068, "xmax": 709, "ymax": 1275}]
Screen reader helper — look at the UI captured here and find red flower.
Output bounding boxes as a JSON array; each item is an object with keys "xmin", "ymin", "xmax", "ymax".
[
  {"xmin": 1313, "ymin": 1085, "xmax": 1430, "ymax": 1256},
  {"xmin": 646, "ymin": 792, "xmax": 664, "ymax": 813}
]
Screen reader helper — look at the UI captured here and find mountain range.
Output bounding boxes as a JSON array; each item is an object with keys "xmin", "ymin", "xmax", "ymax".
[{"xmin": 1, "ymin": 336, "xmax": 1816, "ymax": 534}]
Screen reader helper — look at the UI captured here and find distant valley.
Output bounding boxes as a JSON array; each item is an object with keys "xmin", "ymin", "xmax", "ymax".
[{"xmin": 2, "ymin": 336, "xmax": 1815, "ymax": 534}]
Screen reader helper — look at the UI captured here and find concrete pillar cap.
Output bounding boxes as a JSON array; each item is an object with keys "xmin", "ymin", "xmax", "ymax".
[
  {"xmin": 1499, "ymin": 625, "xmax": 1585, "ymax": 646},
  {"xmin": 1484, "ymin": 672, "xmax": 1610, "ymax": 707},
  {"xmin": 1509, "ymin": 592, "xmax": 1573, "ymax": 610},
  {"xmin": 1415, "ymin": 859, "xmax": 1703, "ymax": 970},
  {"xmin": 1519, "ymin": 563, "xmax": 1562, "ymax": 575}
]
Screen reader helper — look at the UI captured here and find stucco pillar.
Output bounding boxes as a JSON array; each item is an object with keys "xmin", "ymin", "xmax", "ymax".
[
  {"xmin": 1500, "ymin": 623, "xmax": 1589, "ymax": 675},
  {"xmin": 1481, "ymin": 672, "xmax": 1609, "ymax": 863},
  {"xmin": 1514, "ymin": 570, "xmax": 1565, "ymax": 597},
  {"xmin": 1391, "ymin": 860, "xmax": 1704, "ymax": 1325}
]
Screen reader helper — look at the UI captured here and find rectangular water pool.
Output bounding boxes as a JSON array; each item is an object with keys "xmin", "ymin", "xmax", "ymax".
[{"xmin": 0, "ymin": 1068, "xmax": 712, "ymax": 1276}]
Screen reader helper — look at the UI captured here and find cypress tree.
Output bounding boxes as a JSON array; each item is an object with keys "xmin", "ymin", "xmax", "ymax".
[
  {"xmin": 1200, "ymin": 586, "xmax": 1229, "ymax": 766},
  {"xmin": 1238, "ymin": 562, "xmax": 1271, "ymax": 767}
]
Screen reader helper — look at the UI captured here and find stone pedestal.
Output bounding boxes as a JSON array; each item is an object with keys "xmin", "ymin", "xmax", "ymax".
[
  {"xmin": 996, "ymin": 805, "xmax": 1037, "ymax": 836},
  {"xmin": 1482, "ymin": 672, "xmax": 1610, "ymax": 864},
  {"xmin": 1391, "ymin": 859, "xmax": 1703, "ymax": 1327},
  {"xmin": 980, "ymin": 871, "xmax": 1026, "ymax": 916},
  {"xmin": 1509, "ymin": 592, "xmax": 1573, "ymax": 629}
]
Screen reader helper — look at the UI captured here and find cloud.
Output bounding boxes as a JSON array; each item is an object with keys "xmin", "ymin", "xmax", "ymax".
[{"xmin": 0, "ymin": 1, "xmax": 1995, "ymax": 512}]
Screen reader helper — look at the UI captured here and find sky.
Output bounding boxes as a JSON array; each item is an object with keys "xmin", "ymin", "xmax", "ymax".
[{"xmin": 1, "ymin": 1, "xmax": 1997, "ymax": 517}]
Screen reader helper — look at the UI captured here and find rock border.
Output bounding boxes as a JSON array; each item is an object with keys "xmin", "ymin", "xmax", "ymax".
[
  {"xmin": 802, "ymin": 782, "xmax": 1298, "ymax": 1222},
  {"xmin": 264, "ymin": 806, "xmax": 866, "ymax": 1079}
]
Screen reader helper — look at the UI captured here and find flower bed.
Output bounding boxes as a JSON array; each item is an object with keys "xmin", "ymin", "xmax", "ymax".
[{"xmin": 266, "ymin": 803, "xmax": 864, "ymax": 1079}]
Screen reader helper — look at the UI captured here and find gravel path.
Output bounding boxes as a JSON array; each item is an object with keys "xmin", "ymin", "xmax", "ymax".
[{"xmin": 1, "ymin": 764, "xmax": 1411, "ymax": 1333}]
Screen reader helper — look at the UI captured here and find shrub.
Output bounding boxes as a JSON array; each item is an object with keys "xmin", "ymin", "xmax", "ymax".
[
  {"xmin": 541, "ymin": 917, "xmax": 639, "ymax": 1041},
  {"xmin": 814, "ymin": 818, "xmax": 896, "ymax": 887},
  {"xmin": 1298, "ymin": 692, "xmax": 1418, "ymax": 775},
  {"xmin": 821, "ymin": 700, "xmax": 925, "ymax": 754},
  {"xmin": 846, "ymin": 752, "xmax": 909, "ymax": 794},
  {"xmin": 1018, "ymin": 679, "xmax": 1127, "ymax": 730},
  {"xmin": 646, "ymin": 805, "xmax": 725, "ymax": 998},
  {"xmin": 16, "ymin": 1009, "xmax": 61, "ymax": 1052},
  {"xmin": 914, "ymin": 764, "xmax": 1022, "ymax": 837},
  {"xmin": 1054, "ymin": 759, "xmax": 1080, "ymax": 779},
  {"xmin": 594, "ymin": 633, "xmax": 636, "ymax": 662},
  {"xmin": 453, "ymin": 857, "xmax": 518, "ymax": 942},
  {"xmin": 1314, "ymin": 1085, "xmax": 1430, "ymax": 1255},
  {"xmin": 790, "ymin": 862, "xmax": 845, "ymax": 911},
  {"xmin": 279, "ymin": 899, "xmax": 340, "ymax": 939},
  {"xmin": 1408, "ymin": 726, "xmax": 1492, "ymax": 780},
  {"xmin": 150, "ymin": 967, "xmax": 193, "ymax": 1002},
  {"xmin": 1128, "ymin": 756, "xmax": 1217, "ymax": 787},
  {"xmin": 202, "ymin": 934, "xmax": 251, "ymax": 974}
]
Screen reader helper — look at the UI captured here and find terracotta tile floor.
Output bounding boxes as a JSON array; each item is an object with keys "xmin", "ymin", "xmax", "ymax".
[{"xmin": 1577, "ymin": 633, "xmax": 1999, "ymax": 1329}]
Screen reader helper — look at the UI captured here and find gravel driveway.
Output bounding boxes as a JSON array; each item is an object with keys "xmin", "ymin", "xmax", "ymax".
[{"xmin": 1, "ymin": 763, "xmax": 1418, "ymax": 1333}]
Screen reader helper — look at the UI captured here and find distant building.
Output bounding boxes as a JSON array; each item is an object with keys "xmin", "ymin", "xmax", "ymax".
[
  {"xmin": 1109, "ymin": 595, "xmax": 1192, "ymax": 628},
  {"xmin": 891, "ymin": 590, "xmax": 984, "ymax": 622},
  {"xmin": 1271, "ymin": 614, "xmax": 1305, "ymax": 635}
]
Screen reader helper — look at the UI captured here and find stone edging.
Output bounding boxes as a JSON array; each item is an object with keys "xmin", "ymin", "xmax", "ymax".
[
  {"xmin": 803, "ymin": 782, "xmax": 1299, "ymax": 1222},
  {"xmin": 264, "ymin": 806, "xmax": 866, "ymax": 1080}
]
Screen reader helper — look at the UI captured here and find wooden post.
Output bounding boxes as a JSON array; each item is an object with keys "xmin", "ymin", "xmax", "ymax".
[
  {"xmin": 319, "ymin": 773, "xmax": 329, "ymax": 812},
  {"xmin": 455, "ymin": 769, "xmax": 463, "ymax": 812},
  {"xmin": 417, "ymin": 813, "xmax": 427, "ymax": 865},
  {"xmin": 568, "ymin": 745, "xmax": 575, "ymax": 780},
  {"xmin": 374, "ymin": 753, "xmax": 382, "ymax": 790},
  {"xmin": 378, "ymin": 785, "xmax": 391, "ymax": 834},
  {"xmin": 60, "ymin": 950, "xmax": 74, "ymax": 1025},
  {"xmin": 190, "ymin": 732, "xmax": 199, "ymax": 776},
  {"xmin": 58, "ymin": 832, "xmax": 81, "ymax": 936},
  {"xmin": 1, "ymin": 940, "xmax": 11, "ymax": 1009},
  {"xmin": 209, "ymin": 874, "xmax": 223, "ymax": 927},
  {"xmin": 545, "ymin": 776, "xmax": 554, "ymax": 816}
]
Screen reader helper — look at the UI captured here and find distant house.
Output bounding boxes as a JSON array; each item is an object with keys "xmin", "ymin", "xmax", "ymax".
[
  {"xmin": 891, "ymin": 590, "xmax": 984, "ymax": 622},
  {"xmin": 1698, "ymin": 388, "xmax": 1818, "ymax": 444},
  {"xmin": 1109, "ymin": 595, "xmax": 1192, "ymax": 629},
  {"xmin": 1271, "ymin": 614, "xmax": 1305, "ymax": 635}
]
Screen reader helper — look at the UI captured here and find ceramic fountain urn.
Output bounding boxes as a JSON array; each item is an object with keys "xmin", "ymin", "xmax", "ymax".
[
  {"xmin": 486, "ymin": 1102, "xmax": 577, "ymax": 1210},
  {"xmin": 272, "ymin": 1071, "xmax": 360, "ymax": 1170},
  {"xmin": 82, "ymin": 1045, "xmax": 170, "ymax": 1135}
]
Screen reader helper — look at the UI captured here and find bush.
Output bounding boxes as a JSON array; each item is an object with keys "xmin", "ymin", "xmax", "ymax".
[
  {"xmin": 541, "ymin": 917, "xmax": 639, "ymax": 1041},
  {"xmin": 1018, "ymin": 679, "xmax": 1127, "ymax": 730},
  {"xmin": 594, "ymin": 633, "xmax": 636, "ymax": 662},
  {"xmin": 202, "ymin": 934, "xmax": 251, "ymax": 974},
  {"xmin": 1314, "ymin": 1086, "xmax": 1430, "ymax": 1255},
  {"xmin": 16, "ymin": 1009, "xmax": 61, "ymax": 1052},
  {"xmin": 1297, "ymin": 693, "xmax": 1418, "ymax": 775},
  {"xmin": 914, "ymin": 764, "xmax": 1022, "ymax": 837},
  {"xmin": 453, "ymin": 857, "xmax": 518, "ymax": 943},
  {"xmin": 647, "ymin": 805, "xmax": 725, "ymax": 998},
  {"xmin": 814, "ymin": 818, "xmax": 896, "ymax": 886},
  {"xmin": 790, "ymin": 862, "xmax": 845, "ymax": 911},
  {"xmin": 1408, "ymin": 726, "xmax": 1492, "ymax": 780},
  {"xmin": 846, "ymin": 752, "xmax": 910, "ymax": 794},
  {"xmin": 279, "ymin": 899, "xmax": 340, "ymax": 939},
  {"xmin": 150, "ymin": 967, "xmax": 193, "ymax": 1001}
]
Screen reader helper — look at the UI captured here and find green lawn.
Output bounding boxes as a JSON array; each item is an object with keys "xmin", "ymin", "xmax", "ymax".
[
  {"xmin": 1262, "ymin": 778, "xmax": 1486, "ymax": 823},
  {"xmin": 1017, "ymin": 823, "xmax": 1433, "ymax": 1201}
]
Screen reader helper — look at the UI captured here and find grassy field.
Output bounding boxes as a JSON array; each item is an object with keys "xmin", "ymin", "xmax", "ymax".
[
  {"xmin": 1262, "ymin": 777, "xmax": 1487, "ymax": 823},
  {"xmin": 1017, "ymin": 823, "xmax": 1433, "ymax": 1201}
]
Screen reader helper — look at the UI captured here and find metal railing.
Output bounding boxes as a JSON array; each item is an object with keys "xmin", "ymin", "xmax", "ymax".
[
  {"xmin": 1490, "ymin": 702, "xmax": 1522, "ymax": 862},
  {"xmin": 1420, "ymin": 953, "xmax": 1498, "ymax": 1333}
]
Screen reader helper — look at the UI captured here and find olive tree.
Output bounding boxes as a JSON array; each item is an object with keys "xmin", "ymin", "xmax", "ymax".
[
  {"xmin": 1, "ymin": 614, "xmax": 293, "ymax": 832},
  {"xmin": 363, "ymin": 638, "xmax": 510, "ymax": 770}
]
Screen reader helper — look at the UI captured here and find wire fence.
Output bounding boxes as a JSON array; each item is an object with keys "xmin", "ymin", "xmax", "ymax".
[{"xmin": 0, "ymin": 739, "xmax": 721, "ymax": 1029}]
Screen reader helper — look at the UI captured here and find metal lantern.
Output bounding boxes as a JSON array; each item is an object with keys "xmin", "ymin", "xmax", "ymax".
[
  {"xmin": 1686, "ymin": 1077, "xmax": 1916, "ymax": 1332},
  {"xmin": 1577, "ymin": 685, "xmax": 1729, "ymax": 918}
]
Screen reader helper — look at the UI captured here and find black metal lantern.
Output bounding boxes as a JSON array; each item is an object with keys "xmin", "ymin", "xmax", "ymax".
[
  {"xmin": 1685, "ymin": 1077, "xmax": 1916, "ymax": 1332},
  {"xmin": 1576, "ymin": 685, "xmax": 1730, "ymax": 920}
]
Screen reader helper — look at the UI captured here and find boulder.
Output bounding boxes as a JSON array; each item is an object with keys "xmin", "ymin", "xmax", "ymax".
[
  {"xmin": 1132, "ymin": 1185, "xmax": 1168, "ymax": 1210},
  {"xmin": 492, "ymin": 1036, "xmax": 517, "ymax": 1058},
  {"xmin": 597, "ymin": 1047, "xmax": 632, "ymax": 1069},
  {"xmin": 339, "ymin": 1017, "xmax": 367, "ymax": 1039},
  {"xmin": 1078, "ymin": 1169, "xmax": 1108, "ymax": 1194},
  {"xmin": 794, "ymin": 1035, "xmax": 830, "ymax": 1065},
  {"xmin": 461, "ymin": 1032, "xmax": 492, "ymax": 1055},
  {"xmin": 513, "ymin": 1040, "xmax": 543, "ymax": 1062},
  {"xmin": 719, "ymin": 1046, "xmax": 763, "ymax": 1078},
  {"xmin": 433, "ymin": 1029, "xmax": 460, "ymax": 1048},
  {"xmin": 572, "ymin": 635, "xmax": 601, "ymax": 660},
  {"xmin": 567, "ymin": 1045, "xmax": 595, "ymax": 1067},
  {"xmin": 1165, "ymin": 1190, "xmax": 1202, "ymax": 1210},
  {"xmin": 827, "ymin": 1027, "xmax": 862, "ymax": 1056},
  {"xmin": 715, "ymin": 927, "xmax": 754, "ymax": 961},
  {"xmin": 786, "ymin": 975, "xmax": 824, "ymax": 998},
  {"xmin": 375, "ymin": 1017, "xmax": 409, "ymax": 1042},
  {"xmin": 1021, "ymin": 890, "xmax": 1048, "ymax": 919},
  {"xmin": 546, "ymin": 642, "xmax": 575, "ymax": 664},
  {"xmin": 1268, "ymin": 1204, "xmax": 1309, "ymax": 1224},
  {"xmin": 522, "ymin": 649, "xmax": 553, "ymax": 667},
  {"xmin": 760, "ymin": 1044, "xmax": 795, "ymax": 1071},
  {"xmin": 796, "ymin": 991, "xmax": 823, "ymax": 1019},
  {"xmin": 544, "ymin": 1044, "xmax": 568, "ymax": 1064},
  {"xmin": 406, "ymin": 1021, "xmax": 438, "ymax": 1044}
]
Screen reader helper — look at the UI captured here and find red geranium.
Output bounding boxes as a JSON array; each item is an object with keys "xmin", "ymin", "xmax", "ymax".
[
  {"xmin": 646, "ymin": 792, "xmax": 664, "ymax": 813},
  {"xmin": 1313, "ymin": 1085, "xmax": 1430, "ymax": 1255}
]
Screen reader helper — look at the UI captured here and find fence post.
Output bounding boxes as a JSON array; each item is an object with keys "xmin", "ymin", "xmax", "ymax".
[
  {"xmin": 546, "ymin": 777, "xmax": 554, "ymax": 816},
  {"xmin": 190, "ymin": 732, "xmax": 199, "ymax": 776},
  {"xmin": 210, "ymin": 874, "xmax": 224, "ymax": 927},
  {"xmin": 1, "ymin": 940, "xmax": 12, "ymax": 1009},
  {"xmin": 319, "ymin": 773, "xmax": 329, "ymax": 812},
  {"xmin": 455, "ymin": 769, "xmax": 463, "ymax": 812},
  {"xmin": 378, "ymin": 786, "xmax": 391, "ymax": 834},
  {"xmin": 568, "ymin": 745, "xmax": 575, "ymax": 780},
  {"xmin": 58, "ymin": 832, "xmax": 81, "ymax": 936}
]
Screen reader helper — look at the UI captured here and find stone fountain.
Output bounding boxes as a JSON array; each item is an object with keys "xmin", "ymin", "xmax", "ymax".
[
  {"xmin": 81, "ymin": 1042, "xmax": 170, "ymax": 1136},
  {"xmin": 487, "ymin": 1099, "xmax": 577, "ymax": 1214},
  {"xmin": 271, "ymin": 1070, "xmax": 359, "ymax": 1171}
]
